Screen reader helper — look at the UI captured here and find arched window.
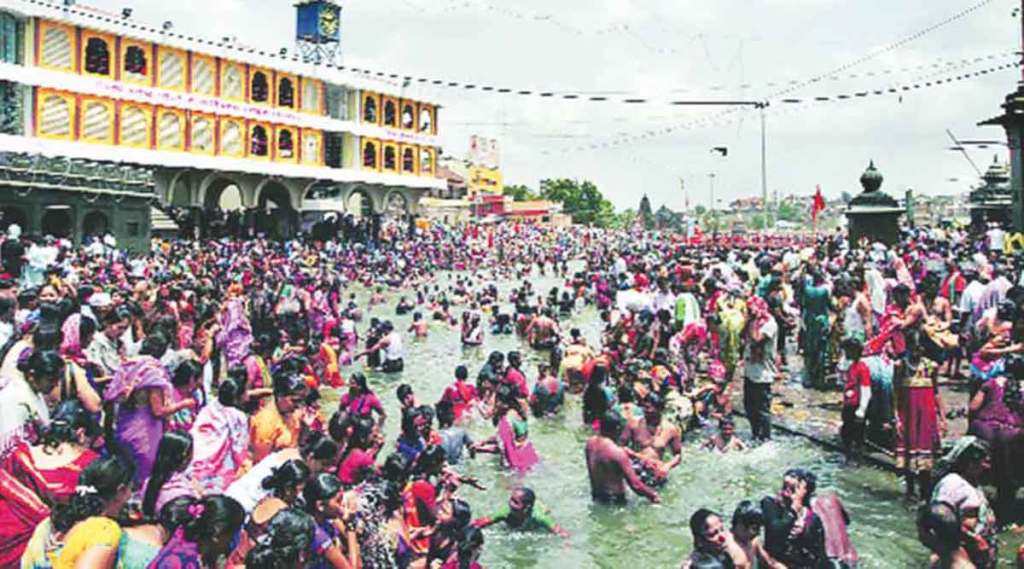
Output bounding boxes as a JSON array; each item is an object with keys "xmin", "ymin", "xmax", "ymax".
[
  {"xmin": 383, "ymin": 145, "xmax": 397, "ymax": 171},
  {"xmin": 158, "ymin": 49, "xmax": 185, "ymax": 91},
  {"xmin": 39, "ymin": 94, "xmax": 71, "ymax": 138},
  {"xmin": 119, "ymin": 106, "xmax": 150, "ymax": 147},
  {"xmin": 420, "ymin": 147, "xmax": 435, "ymax": 175},
  {"xmin": 222, "ymin": 64, "xmax": 243, "ymax": 100},
  {"xmin": 419, "ymin": 107, "xmax": 433, "ymax": 133},
  {"xmin": 220, "ymin": 120, "xmax": 243, "ymax": 155},
  {"xmin": 383, "ymin": 100, "xmax": 397, "ymax": 127},
  {"xmin": 278, "ymin": 77, "xmax": 295, "ymax": 108},
  {"xmin": 123, "ymin": 45, "xmax": 147, "ymax": 77},
  {"xmin": 303, "ymin": 132, "xmax": 321, "ymax": 165},
  {"xmin": 363, "ymin": 96, "xmax": 377, "ymax": 123},
  {"xmin": 84, "ymin": 37, "xmax": 110, "ymax": 76},
  {"xmin": 278, "ymin": 129, "xmax": 295, "ymax": 158},
  {"xmin": 362, "ymin": 141, "xmax": 377, "ymax": 169},
  {"xmin": 402, "ymin": 147, "xmax": 415, "ymax": 173},
  {"xmin": 80, "ymin": 100, "xmax": 112, "ymax": 143},
  {"xmin": 158, "ymin": 112, "xmax": 183, "ymax": 150},
  {"xmin": 401, "ymin": 103, "xmax": 415, "ymax": 129},
  {"xmin": 191, "ymin": 116, "xmax": 213, "ymax": 153},
  {"xmin": 302, "ymin": 80, "xmax": 321, "ymax": 113},
  {"xmin": 191, "ymin": 57, "xmax": 215, "ymax": 96},
  {"xmin": 251, "ymin": 71, "xmax": 269, "ymax": 103},
  {"xmin": 250, "ymin": 125, "xmax": 269, "ymax": 156},
  {"xmin": 41, "ymin": 25, "xmax": 72, "ymax": 70}
]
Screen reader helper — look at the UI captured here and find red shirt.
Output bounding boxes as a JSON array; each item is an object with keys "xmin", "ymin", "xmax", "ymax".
[
  {"xmin": 844, "ymin": 361, "xmax": 871, "ymax": 408},
  {"xmin": 441, "ymin": 381, "xmax": 478, "ymax": 420},
  {"xmin": 338, "ymin": 448, "xmax": 376, "ymax": 485}
]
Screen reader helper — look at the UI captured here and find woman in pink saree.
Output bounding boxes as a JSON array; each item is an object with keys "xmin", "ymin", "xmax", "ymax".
[
  {"xmin": 190, "ymin": 378, "xmax": 250, "ymax": 495},
  {"xmin": 216, "ymin": 296, "xmax": 253, "ymax": 369}
]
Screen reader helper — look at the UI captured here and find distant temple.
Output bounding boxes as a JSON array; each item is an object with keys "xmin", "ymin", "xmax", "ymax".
[{"xmin": 969, "ymin": 156, "xmax": 1012, "ymax": 226}]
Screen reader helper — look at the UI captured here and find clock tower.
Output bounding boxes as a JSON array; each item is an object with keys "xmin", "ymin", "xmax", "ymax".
[{"xmin": 295, "ymin": 0, "xmax": 342, "ymax": 65}]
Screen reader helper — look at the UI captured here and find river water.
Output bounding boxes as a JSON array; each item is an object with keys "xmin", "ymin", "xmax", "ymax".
[{"xmin": 322, "ymin": 268, "xmax": 1021, "ymax": 568}]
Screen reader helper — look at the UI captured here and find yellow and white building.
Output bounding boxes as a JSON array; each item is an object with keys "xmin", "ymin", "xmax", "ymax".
[{"xmin": 0, "ymin": 0, "xmax": 445, "ymax": 239}]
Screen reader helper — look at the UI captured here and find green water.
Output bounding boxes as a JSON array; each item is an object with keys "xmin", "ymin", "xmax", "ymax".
[{"xmin": 323, "ymin": 269, "xmax": 1020, "ymax": 568}]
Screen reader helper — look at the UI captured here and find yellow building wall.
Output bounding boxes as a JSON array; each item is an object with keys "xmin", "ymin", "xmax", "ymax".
[
  {"xmin": 119, "ymin": 38, "xmax": 153, "ymax": 86},
  {"xmin": 468, "ymin": 165, "xmax": 503, "ymax": 197},
  {"xmin": 37, "ymin": 20, "xmax": 76, "ymax": 72}
]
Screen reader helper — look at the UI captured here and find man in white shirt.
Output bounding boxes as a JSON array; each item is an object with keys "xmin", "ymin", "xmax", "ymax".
[
  {"xmin": 743, "ymin": 300, "xmax": 778, "ymax": 441},
  {"xmin": 987, "ymin": 223, "xmax": 1006, "ymax": 253}
]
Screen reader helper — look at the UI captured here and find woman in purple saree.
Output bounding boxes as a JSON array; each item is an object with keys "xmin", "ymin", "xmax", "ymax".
[{"xmin": 104, "ymin": 334, "xmax": 195, "ymax": 484}]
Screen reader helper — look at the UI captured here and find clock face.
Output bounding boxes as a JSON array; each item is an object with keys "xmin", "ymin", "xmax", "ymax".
[{"xmin": 319, "ymin": 7, "xmax": 339, "ymax": 38}]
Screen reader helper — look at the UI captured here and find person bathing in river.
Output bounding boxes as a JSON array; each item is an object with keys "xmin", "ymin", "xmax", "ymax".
[
  {"xmin": 355, "ymin": 320, "xmax": 404, "ymax": 373},
  {"xmin": 620, "ymin": 392, "xmax": 682, "ymax": 485},
  {"xmin": 473, "ymin": 487, "xmax": 569, "ymax": 539},
  {"xmin": 585, "ymin": 410, "xmax": 660, "ymax": 504},
  {"xmin": 703, "ymin": 418, "xmax": 748, "ymax": 453},
  {"xmin": 526, "ymin": 308, "xmax": 561, "ymax": 350},
  {"xmin": 408, "ymin": 311, "xmax": 429, "ymax": 338},
  {"xmin": 730, "ymin": 501, "xmax": 786, "ymax": 569}
]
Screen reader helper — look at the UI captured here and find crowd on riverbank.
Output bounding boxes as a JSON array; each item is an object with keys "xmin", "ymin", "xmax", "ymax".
[{"xmin": 0, "ymin": 219, "xmax": 1019, "ymax": 568}]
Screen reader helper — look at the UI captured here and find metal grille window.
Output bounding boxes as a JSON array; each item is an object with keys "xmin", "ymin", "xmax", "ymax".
[
  {"xmin": 324, "ymin": 132, "xmax": 343, "ymax": 168},
  {"xmin": 0, "ymin": 81, "xmax": 22, "ymax": 134},
  {"xmin": 41, "ymin": 26, "xmax": 72, "ymax": 69},
  {"xmin": 325, "ymin": 84, "xmax": 349, "ymax": 120},
  {"xmin": 250, "ymin": 71, "xmax": 269, "ymax": 103},
  {"xmin": 0, "ymin": 13, "xmax": 24, "ymax": 65}
]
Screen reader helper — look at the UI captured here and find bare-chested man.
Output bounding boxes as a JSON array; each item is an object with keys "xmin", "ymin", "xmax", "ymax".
[
  {"xmin": 620, "ymin": 392, "xmax": 683, "ymax": 481},
  {"xmin": 526, "ymin": 308, "xmax": 561, "ymax": 350},
  {"xmin": 703, "ymin": 418, "xmax": 748, "ymax": 453},
  {"xmin": 585, "ymin": 410, "xmax": 660, "ymax": 504}
]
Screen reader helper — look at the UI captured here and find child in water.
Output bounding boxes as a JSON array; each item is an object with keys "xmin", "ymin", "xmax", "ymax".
[
  {"xmin": 473, "ymin": 487, "xmax": 569, "ymax": 538},
  {"xmin": 408, "ymin": 311, "xmax": 429, "ymax": 338},
  {"xmin": 703, "ymin": 418, "xmax": 748, "ymax": 453}
]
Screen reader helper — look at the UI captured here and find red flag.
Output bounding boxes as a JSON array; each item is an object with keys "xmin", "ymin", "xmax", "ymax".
[{"xmin": 812, "ymin": 185, "xmax": 826, "ymax": 222}]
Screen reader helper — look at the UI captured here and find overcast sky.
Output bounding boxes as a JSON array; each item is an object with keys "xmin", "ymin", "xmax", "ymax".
[{"xmin": 83, "ymin": 0, "xmax": 1023, "ymax": 210}]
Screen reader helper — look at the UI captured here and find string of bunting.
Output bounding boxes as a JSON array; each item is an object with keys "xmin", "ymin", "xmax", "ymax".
[
  {"xmin": 25, "ymin": 0, "xmax": 1008, "ymax": 108},
  {"xmin": 543, "ymin": 61, "xmax": 1022, "ymax": 155}
]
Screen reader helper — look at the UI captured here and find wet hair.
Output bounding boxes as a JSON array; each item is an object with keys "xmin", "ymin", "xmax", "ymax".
[
  {"xmin": 245, "ymin": 508, "xmax": 316, "ymax": 569},
  {"xmin": 507, "ymin": 351, "xmax": 521, "ymax": 366},
  {"xmin": 33, "ymin": 326, "xmax": 61, "ymax": 351},
  {"xmin": 783, "ymin": 468, "xmax": 817, "ymax": 500},
  {"xmin": 142, "ymin": 430, "xmax": 195, "ymax": 517},
  {"xmin": 303, "ymin": 473, "xmax": 344, "ymax": 513},
  {"xmin": 217, "ymin": 377, "xmax": 245, "ymax": 409},
  {"xmin": 400, "ymin": 407, "xmax": 421, "ymax": 437},
  {"xmin": 513, "ymin": 487, "xmax": 536, "ymax": 511},
  {"xmin": 731, "ymin": 500, "xmax": 764, "ymax": 529},
  {"xmin": 261, "ymin": 459, "xmax": 312, "ymax": 500},
  {"xmin": 689, "ymin": 508, "xmax": 721, "ymax": 542},
  {"xmin": 172, "ymin": 359, "xmax": 203, "ymax": 388},
  {"xmin": 348, "ymin": 372, "xmax": 369, "ymax": 393},
  {"xmin": 396, "ymin": 383, "xmax": 414, "ymax": 404},
  {"xmin": 18, "ymin": 349, "xmax": 65, "ymax": 391},
  {"xmin": 52, "ymin": 455, "xmax": 134, "ymax": 533},
  {"xmin": 917, "ymin": 502, "xmax": 961, "ymax": 554},
  {"xmin": 455, "ymin": 365, "xmax": 468, "ymax": 380},
  {"xmin": 487, "ymin": 351, "xmax": 504, "ymax": 365},
  {"xmin": 161, "ymin": 495, "xmax": 244, "ymax": 550},
  {"xmin": 42, "ymin": 400, "xmax": 100, "ymax": 451},
  {"xmin": 598, "ymin": 410, "xmax": 624, "ymax": 439}
]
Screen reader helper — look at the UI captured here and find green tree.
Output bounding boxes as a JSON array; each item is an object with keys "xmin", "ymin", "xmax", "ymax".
[
  {"xmin": 503, "ymin": 184, "xmax": 538, "ymax": 202},
  {"xmin": 776, "ymin": 201, "xmax": 804, "ymax": 223},
  {"xmin": 539, "ymin": 178, "xmax": 617, "ymax": 227}
]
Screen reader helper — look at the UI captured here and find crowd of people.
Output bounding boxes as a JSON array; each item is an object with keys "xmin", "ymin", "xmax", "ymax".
[{"xmin": 0, "ymin": 217, "xmax": 1019, "ymax": 568}]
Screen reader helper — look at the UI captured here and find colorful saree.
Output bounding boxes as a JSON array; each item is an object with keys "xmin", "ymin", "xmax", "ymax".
[{"xmin": 104, "ymin": 356, "xmax": 173, "ymax": 484}]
